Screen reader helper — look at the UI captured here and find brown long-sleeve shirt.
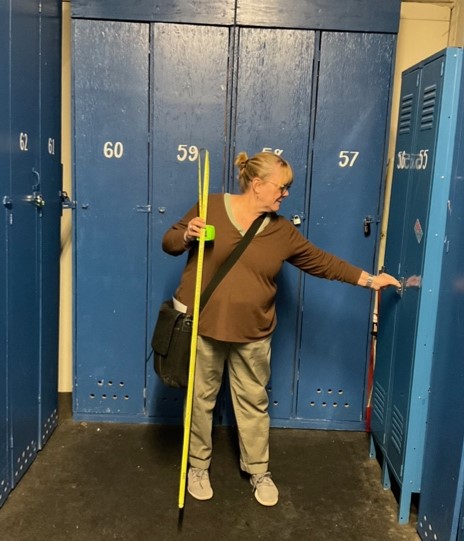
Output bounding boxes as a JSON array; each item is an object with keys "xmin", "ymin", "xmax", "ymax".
[{"xmin": 162, "ymin": 194, "xmax": 362, "ymax": 342}]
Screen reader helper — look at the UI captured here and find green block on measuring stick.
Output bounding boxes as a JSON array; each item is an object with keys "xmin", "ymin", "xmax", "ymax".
[{"xmin": 197, "ymin": 224, "xmax": 215, "ymax": 241}]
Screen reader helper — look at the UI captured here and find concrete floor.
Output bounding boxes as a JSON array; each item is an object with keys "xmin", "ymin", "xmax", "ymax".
[{"xmin": 0, "ymin": 394, "xmax": 420, "ymax": 541}]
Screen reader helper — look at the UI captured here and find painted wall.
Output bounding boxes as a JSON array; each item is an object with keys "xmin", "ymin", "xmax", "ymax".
[
  {"xmin": 379, "ymin": 2, "xmax": 451, "ymax": 268},
  {"xmin": 450, "ymin": 0, "xmax": 464, "ymax": 46},
  {"xmin": 58, "ymin": 2, "xmax": 456, "ymax": 392},
  {"xmin": 59, "ymin": 2, "xmax": 72, "ymax": 392}
]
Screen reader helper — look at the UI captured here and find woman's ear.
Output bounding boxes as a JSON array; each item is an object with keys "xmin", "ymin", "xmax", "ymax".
[{"xmin": 252, "ymin": 177, "xmax": 261, "ymax": 193}]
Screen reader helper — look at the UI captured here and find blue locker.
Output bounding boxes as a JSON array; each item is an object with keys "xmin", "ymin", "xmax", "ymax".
[
  {"xmin": 0, "ymin": 0, "xmax": 61, "ymax": 508},
  {"xmin": 371, "ymin": 48, "xmax": 463, "ymax": 524},
  {"xmin": 146, "ymin": 23, "xmax": 230, "ymax": 421},
  {"xmin": 73, "ymin": 20, "xmax": 150, "ymax": 419},
  {"xmin": 416, "ymin": 48, "xmax": 464, "ymax": 541},
  {"xmin": 72, "ymin": 4, "xmax": 400, "ymax": 425},
  {"xmin": 38, "ymin": 0, "xmax": 61, "ymax": 448},
  {"xmin": 0, "ymin": 0, "xmax": 11, "ymax": 509},
  {"xmin": 231, "ymin": 27, "xmax": 315, "ymax": 424},
  {"xmin": 8, "ymin": 0, "xmax": 41, "ymax": 487},
  {"xmin": 297, "ymin": 32, "xmax": 396, "ymax": 429}
]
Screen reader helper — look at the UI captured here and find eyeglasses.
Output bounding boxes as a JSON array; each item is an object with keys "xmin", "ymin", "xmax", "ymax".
[{"xmin": 259, "ymin": 179, "xmax": 292, "ymax": 194}]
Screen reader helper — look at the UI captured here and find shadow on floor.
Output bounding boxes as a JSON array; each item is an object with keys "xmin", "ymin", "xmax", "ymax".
[{"xmin": 0, "ymin": 394, "xmax": 420, "ymax": 541}]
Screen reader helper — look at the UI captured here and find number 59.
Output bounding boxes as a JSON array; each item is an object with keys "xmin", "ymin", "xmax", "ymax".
[{"xmin": 177, "ymin": 145, "xmax": 199, "ymax": 162}]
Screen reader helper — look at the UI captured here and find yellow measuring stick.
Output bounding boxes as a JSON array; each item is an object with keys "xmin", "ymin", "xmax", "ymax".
[{"xmin": 178, "ymin": 149, "xmax": 210, "ymax": 512}]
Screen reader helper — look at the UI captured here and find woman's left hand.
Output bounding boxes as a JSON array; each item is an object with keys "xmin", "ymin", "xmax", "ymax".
[{"xmin": 358, "ymin": 271, "xmax": 401, "ymax": 291}]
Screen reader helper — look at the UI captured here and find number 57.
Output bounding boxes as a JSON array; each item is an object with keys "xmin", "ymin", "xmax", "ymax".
[{"xmin": 338, "ymin": 151, "xmax": 359, "ymax": 168}]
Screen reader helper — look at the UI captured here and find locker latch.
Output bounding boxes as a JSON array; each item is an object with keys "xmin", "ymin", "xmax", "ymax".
[
  {"xmin": 291, "ymin": 214, "xmax": 303, "ymax": 226},
  {"xmin": 25, "ymin": 192, "xmax": 45, "ymax": 208},
  {"xmin": 60, "ymin": 191, "xmax": 76, "ymax": 210},
  {"xmin": 363, "ymin": 215, "xmax": 380, "ymax": 237},
  {"xmin": 2, "ymin": 196, "xmax": 12, "ymax": 208}
]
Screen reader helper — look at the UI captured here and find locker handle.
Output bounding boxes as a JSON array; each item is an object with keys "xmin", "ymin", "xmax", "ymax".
[
  {"xmin": 32, "ymin": 168, "xmax": 41, "ymax": 190},
  {"xmin": 396, "ymin": 277, "xmax": 406, "ymax": 297},
  {"xmin": 396, "ymin": 275, "xmax": 421, "ymax": 297}
]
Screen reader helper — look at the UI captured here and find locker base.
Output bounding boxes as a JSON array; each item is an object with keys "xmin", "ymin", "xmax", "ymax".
[
  {"xmin": 369, "ymin": 434, "xmax": 418, "ymax": 525},
  {"xmin": 73, "ymin": 411, "xmax": 366, "ymax": 431}
]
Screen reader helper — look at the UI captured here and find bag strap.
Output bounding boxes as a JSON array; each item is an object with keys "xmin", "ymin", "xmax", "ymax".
[{"xmin": 199, "ymin": 213, "xmax": 266, "ymax": 311}]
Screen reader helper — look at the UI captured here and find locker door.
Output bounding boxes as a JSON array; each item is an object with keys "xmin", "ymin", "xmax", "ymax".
[
  {"xmin": 417, "ymin": 72, "xmax": 464, "ymax": 540},
  {"xmin": 0, "ymin": 0, "xmax": 10, "ymax": 508},
  {"xmin": 384, "ymin": 56, "xmax": 444, "ymax": 481},
  {"xmin": 38, "ymin": 0, "xmax": 61, "ymax": 447},
  {"xmin": 371, "ymin": 68, "xmax": 421, "ymax": 443},
  {"xmin": 8, "ymin": 0, "xmax": 41, "ymax": 485},
  {"xmin": 297, "ymin": 33, "xmax": 395, "ymax": 427},
  {"xmin": 146, "ymin": 24, "xmax": 230, "ymax": 420},
  {"xmin": 73, "ymin": 21, "xmax": 149, "ymax": 418},
  {"xmin": 232, "ymin": 27, "xmax": 315, "ymax": 423}
]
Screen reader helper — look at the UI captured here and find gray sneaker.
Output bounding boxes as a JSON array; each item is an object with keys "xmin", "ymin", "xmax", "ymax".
[
  {"xmin": 187, "ymin": 467, "xmax": 213, "ymax": 501},
  {"xmin": 250, "ymin": 472, "xmax": 279, "ymax": 506}
]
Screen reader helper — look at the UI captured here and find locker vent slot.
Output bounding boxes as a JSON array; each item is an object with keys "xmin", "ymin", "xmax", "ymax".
[
  {"xmin": 88, "ymin": 379, "xmax": 130, "ymax": 402},
  {"xmin": 308, "ymin": 388, "xmax": 349, "ymax": 409},
  {"xmin": 14, "ymin": 441, "xmax": 37, "ymax": 479},
  {"xmin": 41, "ymin": 409, "xmax": 58, "ymax": 444},
  {"xmin": 391, "ymin": 405, "xmax": 404, "ymax": 455},
  {"xmin": 398, "ymin": 93, "xmax": 414, "ymax": 134},
  {"xmin": 420, "ymin": 85, "xmax": 437, "ymax": 130},
  {"xmin": 418, "ymin": 514, "xmax": 438, "ymax": 540},
  {"xmin": 0, "ymin": 479, "xmax": 9, "ymax": 505},
  {"xmin": 372, "ymin": 382, "xmax": 385, "ymax": 423}
]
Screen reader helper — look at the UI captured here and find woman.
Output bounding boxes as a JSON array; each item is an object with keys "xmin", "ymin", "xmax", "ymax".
[{"xmin": 162, "ymin": 151, "xmax": 400, "ymax": 507}]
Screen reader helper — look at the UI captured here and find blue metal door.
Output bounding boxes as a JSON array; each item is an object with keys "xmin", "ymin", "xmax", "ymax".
[
  {"xmin": 231, "ymin": 27, "xmax": 315, "ymax": 424},
  {"xmin": 384, "ymin": 57, "xmax": 445, "ymax": 480},
  {"xmin": 8, "ymin": 0, "xmax": 41, "ymax": 486},
  {"xmin": 297, "ymin": 33, "xmax": 395, "ymax": 428},
  {"xmin": 417, "ymin": 52, "xmax": 464, "ymax": 541},
  {"xmin": 371, "ymin": 48, "xmax": 462, "ymax": 524},
  {"xmin": 0, "ymin": 0, "xmax": 11, "ymax": 508},
  {"xmin": 371, "ymin": 68, "xmax": 421, "ymax": 444},
  {"xmin": 146, "ymin": 23, "xmax": 230, "ymax": 421},
  {"xmin": 38, "ymin": 0, "xmax": 61, "ymax": 447},
  {"xmin": 73, "ymin": 20, "xmax": 150, "ymax": 419}
]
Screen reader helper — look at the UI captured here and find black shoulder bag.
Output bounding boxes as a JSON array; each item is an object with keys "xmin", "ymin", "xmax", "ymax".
[{"xmin": 151, "ymin": 214, "xmax": 265, "ymax": 388}]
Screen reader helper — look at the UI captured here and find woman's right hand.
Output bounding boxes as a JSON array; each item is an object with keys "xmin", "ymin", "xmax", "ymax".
[{"xmin": 184, "ymin": 217, "xmax": 206, "ymax": 243}]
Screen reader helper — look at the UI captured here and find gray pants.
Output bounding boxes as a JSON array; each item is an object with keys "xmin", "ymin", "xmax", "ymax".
[{"xmin": 188, "ymin": 335, "xmax": 272, "ymax": 475}]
